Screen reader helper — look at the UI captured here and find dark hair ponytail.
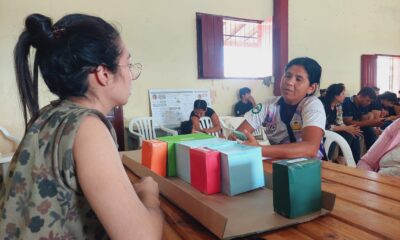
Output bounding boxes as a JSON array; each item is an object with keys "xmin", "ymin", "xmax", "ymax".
[
  {"xmin": 14, "ymin": 14, "xmax": 52, "ymax": 126},
  {"xmin": 14, "ymin": 13, "xmax": 121, "ymax": 128}
]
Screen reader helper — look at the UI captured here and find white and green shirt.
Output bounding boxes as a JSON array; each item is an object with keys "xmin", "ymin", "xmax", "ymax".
[{"xmin": 245, "ymin": 96, "xmax": 326, "ymax": 158}]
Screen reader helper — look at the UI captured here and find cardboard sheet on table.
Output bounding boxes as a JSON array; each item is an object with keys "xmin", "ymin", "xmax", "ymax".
[{"xmin": 122, "ymin": 151, "xmax": 335, "ymax": 240}]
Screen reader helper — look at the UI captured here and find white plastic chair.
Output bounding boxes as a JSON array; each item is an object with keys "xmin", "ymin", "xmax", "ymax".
[
  {"xmin": 252, "ymin": 128, "xmax": 264, "ymax": 139},
  {"xmin": 128, "ymin": 117, "xmax": 178, "ymax": 147},
  {"xmin": 323, "ymin": 130, "xmax": 356, "ymax": 167},
  {"xmin": 219, "ymin": 116, "xmax": 244, "ymax": 129},
  {"xmin": 219, "ymin": 116, "xmax": 269, "ymax": 144},
  {"xmin": 199, "ymin": 116, "xmax": 219, "ymax": 137},
  {"xmin": 219, "ymin": 116, "xmax": 234, "ymax": 138},
  {"xmin": 0, "ymin": 127, "xmax": 20, "ymax": 182}
]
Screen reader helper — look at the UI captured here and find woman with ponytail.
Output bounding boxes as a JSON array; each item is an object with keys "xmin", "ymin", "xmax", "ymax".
[
  {"xmin": 322, "ymin": 83, "xmax": 362, "ymax": 163},
  {"xmin": 0, "ymin": 13, "xmax": 162, "ymax": 239}
]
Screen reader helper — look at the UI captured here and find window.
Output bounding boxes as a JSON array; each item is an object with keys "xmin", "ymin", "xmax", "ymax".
[
  {"xmin": 196, "ymin": 13, "xmax": 272, "ymax": 79},
  {"xmin": 361, "ymin": 54, "xmax": 400, "ymax": 95},
  {"xmin": 377, "ymin": 55, "xmax": 400, "ymax": 94}
]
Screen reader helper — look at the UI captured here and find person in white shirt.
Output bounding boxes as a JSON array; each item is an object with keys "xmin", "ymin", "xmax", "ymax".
[{"xmin": 233, "ymin": 57, "xmax": 326, "ymax": 159}]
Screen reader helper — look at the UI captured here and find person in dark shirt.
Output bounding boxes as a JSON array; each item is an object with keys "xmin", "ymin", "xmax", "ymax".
[
  {"xmin": 370, "ymin": 91, "xmax": 400, "ymax": 130},
  {"xmin": 370, "ymin": 91, "xmax": 398, "ymax": 117},
  {"xmin": 234, "ymin": 87, "xmax": 256, "ymax": 116},
  {"xmin": 371, "ymin": 86, "xmax": 380, "ymax": 96},
  {"xmin": 180, "ymin": 120, "xmax": 193, "ymax": 134},
  {"xmin": 190, "ymin": 99, "xmax": 222, "ymax": 136},
  {"xmin": 319, "ymin": 88, "xmax": 327, "ymax": 102},
  {"xmin": 342, "ymin": 87, "xmax": 384, "ymax": 150},
  {"xmin": 321, "ymin": 83, "xmax": 362, "ymax": 162}
]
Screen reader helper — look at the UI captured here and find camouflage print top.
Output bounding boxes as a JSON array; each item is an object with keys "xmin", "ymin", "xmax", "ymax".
[{"xmin": 0, "ymin": 100, "xmax": 117, "ymax": 240}]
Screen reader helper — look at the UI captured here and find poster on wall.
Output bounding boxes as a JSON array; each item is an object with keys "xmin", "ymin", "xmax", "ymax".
[{"xmin": 149, "ymin": 89, "xmax": 211, "ymax": 128}]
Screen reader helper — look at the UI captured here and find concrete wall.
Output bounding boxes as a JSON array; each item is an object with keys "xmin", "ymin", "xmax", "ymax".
[
  {"xmin": 0, "ymin": 0, "xmax": 272, "ymax": 151},
  {"xmin": 289, "ymin": 0, "xmax": 400, "ymax": 94}
]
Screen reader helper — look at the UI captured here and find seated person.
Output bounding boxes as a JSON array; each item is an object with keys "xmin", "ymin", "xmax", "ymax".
[
  {"xmin": 318, "ymin": 88, "xmax": 327, "ymax": 102},
  {"xmin": 234, "ymin": 87, "xmax": 256, "ymax": 116},
  {"xmin": 180, "ymin": 120, "xmax": 194, "ymax": 134},
  {"xmin": 342, "ymin": 87, "xmax": 384, "ymax": 150},
  {"xmin": 372, "ymin": 86, "xmax": 380, "ymax": 95},
  {"xmin": 321, "ymin": 83, "xmax": 362, "ymax": 163},
  {"xmin": 1, "ymin": 13, "xmax": 162, "ymax": 238},
  {"xmin": 357, "ymin": 118, "xmax": 400, "ymax": 176},
  {"xmin": 370, "ymin": 91, "xmax": 400, "ymax": 129},
  {"xmin": 190, "ymin": 99, "xmax": 222, "ymax": 136},
  {"xmin": 233, "ymin": 57, "xmax": 326, "ymax": 159}
]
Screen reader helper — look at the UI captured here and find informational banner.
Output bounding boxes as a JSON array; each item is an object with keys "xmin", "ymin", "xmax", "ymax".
[{"xmin": 149, "ymin": 89, "xmax": 211, "ymax": 128}]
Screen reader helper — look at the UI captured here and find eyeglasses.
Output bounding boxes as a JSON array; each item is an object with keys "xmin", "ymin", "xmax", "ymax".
[{"xmin": 118, "ymin": 63, "xmax": 142, "ymax": 80}]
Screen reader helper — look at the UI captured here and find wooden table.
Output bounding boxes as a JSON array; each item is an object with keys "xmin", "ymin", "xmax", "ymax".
[{"xmin": 123, "ymin": 151, "xmax": 400, "ymax": 239}]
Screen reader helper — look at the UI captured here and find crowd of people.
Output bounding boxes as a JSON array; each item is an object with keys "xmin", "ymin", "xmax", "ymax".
[{"xmin": 319, "ymin": 85, "xmax": 400, "ymax": 174}]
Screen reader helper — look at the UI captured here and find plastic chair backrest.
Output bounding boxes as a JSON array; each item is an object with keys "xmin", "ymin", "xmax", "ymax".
[
  {"xmin": 0, "ymin": 127, "xmax": 20, "ymax": 163},
  {"xmin": 199, "ymin": 116, "xmax": 219, "ymax": 137},
  {"xmin": 219, "ymin": 116, "xmax": 244, "ymax": 129},
  {"xmin": 129, "ymin": 117, "xmax": 157, "ymax": 141},
  {"xmin": 253, "ymin": 128, "xmax": 263, "ymax": 137},
  {"xmin": 324, "ymin": 130, "xmax": 356, "ymax": 167},
  {"xmin": 128, "ymin": 117, "xmax": 178, "ymax": 148},
  {"xmin": 0, "ymin": 127, "xmax": 20, "ymax": 185}
]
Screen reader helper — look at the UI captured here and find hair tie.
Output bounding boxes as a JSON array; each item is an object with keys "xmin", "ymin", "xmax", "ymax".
[{"xmin": 52, "ymin": 26, "xmax": 66, "ymax": 39}]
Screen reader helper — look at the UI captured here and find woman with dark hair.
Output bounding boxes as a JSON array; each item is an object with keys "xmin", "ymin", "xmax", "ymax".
[
  {"xmin": 0, "ymin": 14, "xmax": 162, "ymax": 239},
  {"xmin": 189, "ymin": 99, "xmax": 222, "ymax": 136},
  {"xmin": 322, "ymin": 83, "xmax": 362, "ymax": 163},
  {"xmin": 234, "ymin": 57, "xmax": 326, "ymax": 159}
]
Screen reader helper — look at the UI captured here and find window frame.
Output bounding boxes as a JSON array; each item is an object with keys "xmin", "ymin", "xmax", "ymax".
[
  {"xmin": 361, "ymin": 54, "xmax": 400, "ymax": 93},
  {"xmin": 196, "ymin": 12, "xmax": 270, "ymax": 80}
]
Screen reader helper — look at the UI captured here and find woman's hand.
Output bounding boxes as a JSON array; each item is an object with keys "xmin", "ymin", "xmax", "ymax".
[
  {"xmin": 345, "ymin": 125, "xmax": 362, "ymax": 137},
  {"xmin": 134, "ymin": 177, "xmax": 160, "ymax": 208},
  {"xmin": 380, "ymin": 109, "xmax": 389, "ymax": 118},
  {"xmin": 242, "ymin": 130, "xmax": 260, "ymax": 147},
  {"xmin": 228, "ymin": 132, "xmax": 237, "ymax": 140},
  {"xmin": 134, "ymin": 176, "xmax": 159, "ymax": 196}
]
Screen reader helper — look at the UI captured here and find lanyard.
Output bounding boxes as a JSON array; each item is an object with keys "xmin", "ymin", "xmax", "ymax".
[{"xmin": 279, "ymin": 98, "xmax": 298, "ymax": 143}]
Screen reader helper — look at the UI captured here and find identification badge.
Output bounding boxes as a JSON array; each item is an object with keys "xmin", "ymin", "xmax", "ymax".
[{"xmin": 290, "ymin": 121, "xmax": 302, "ymax": 131}]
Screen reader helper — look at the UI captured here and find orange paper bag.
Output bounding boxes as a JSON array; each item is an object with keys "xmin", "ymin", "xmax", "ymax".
[{"xmin": 142, "ymin": 140, "xmax": 167, "ymax": 176}]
